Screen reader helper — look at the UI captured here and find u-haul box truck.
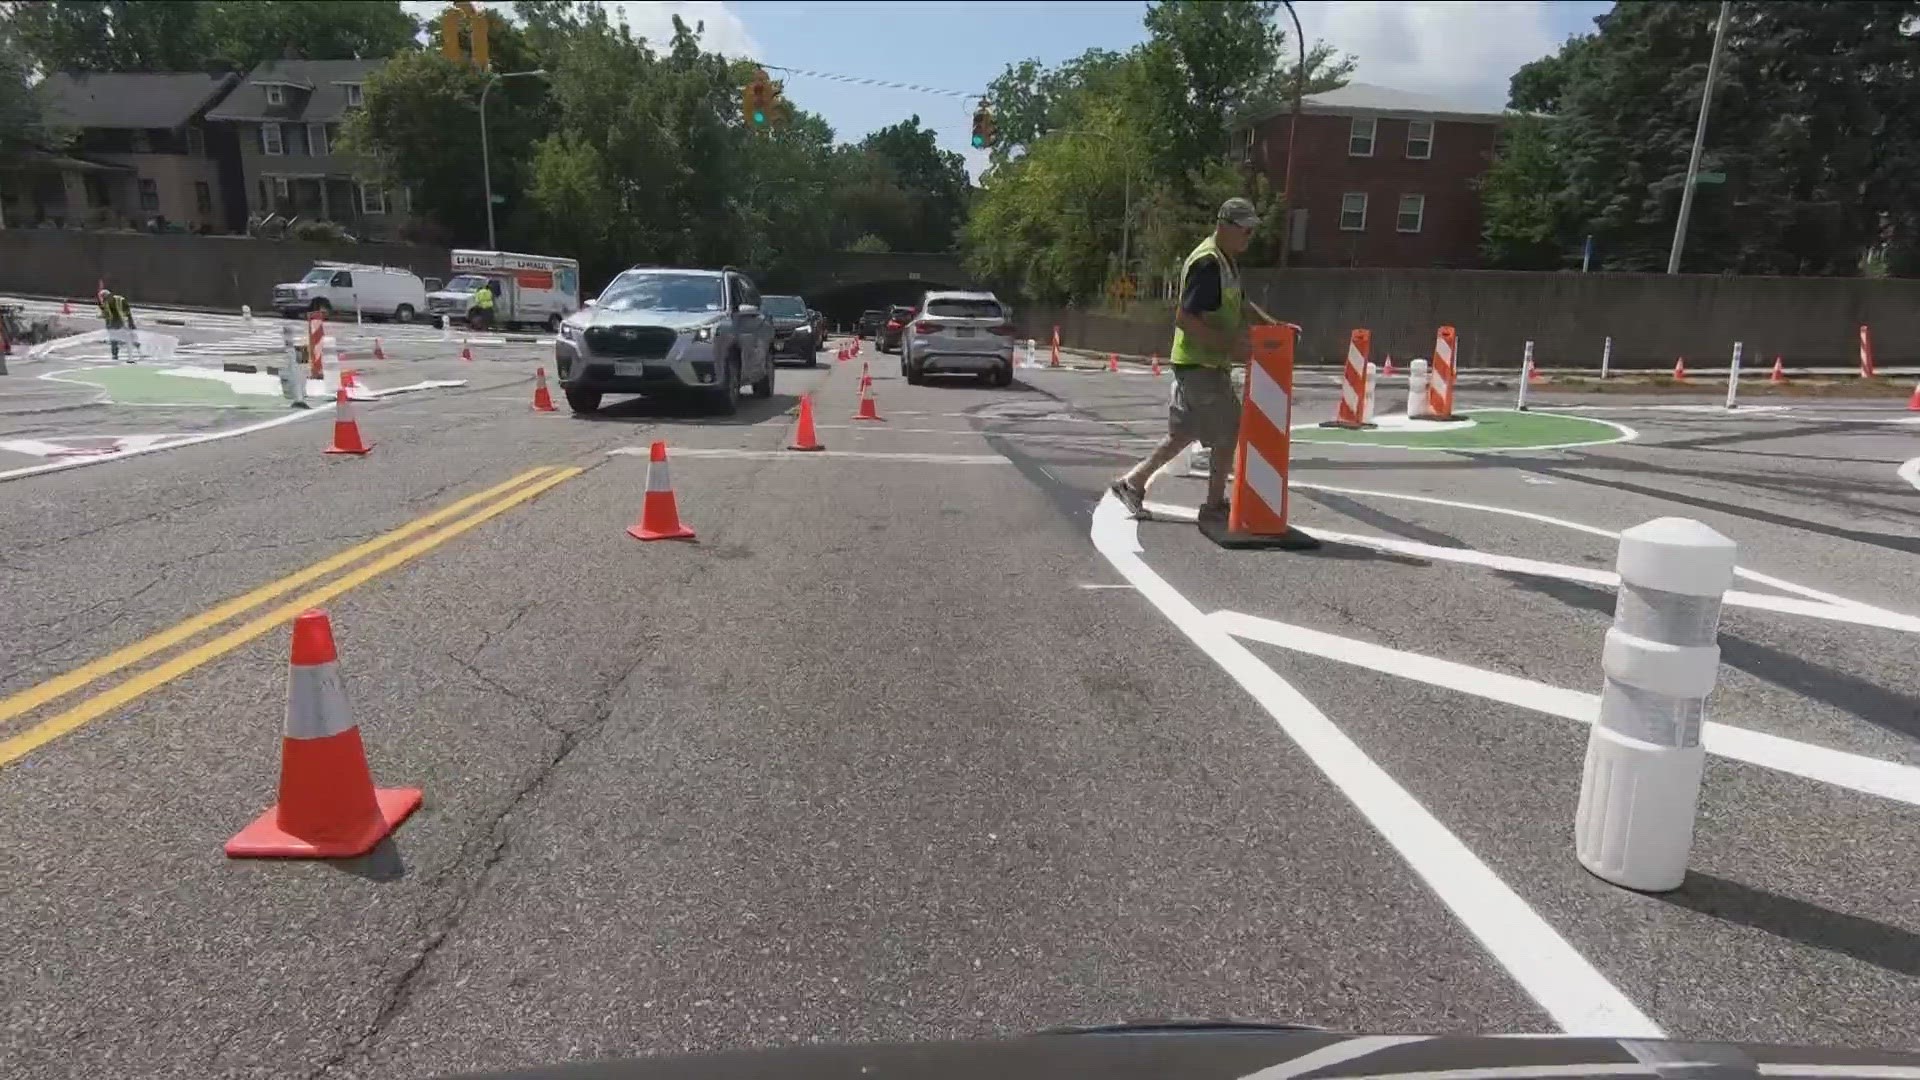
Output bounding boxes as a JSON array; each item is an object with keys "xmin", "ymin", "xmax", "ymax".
[{"xmin": 427, "ymin": 250, "xmax": 581, "ymax": 331}]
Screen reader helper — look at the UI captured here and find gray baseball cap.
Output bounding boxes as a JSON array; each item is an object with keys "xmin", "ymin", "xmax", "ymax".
[{"xmin": 1218, "ymin": 197, "xmax": 1261, "ymax": 228}]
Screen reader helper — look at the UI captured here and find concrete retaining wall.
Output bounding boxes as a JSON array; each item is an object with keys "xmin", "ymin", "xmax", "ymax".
[
  {"xmin": 1014, "ymin": 268, "xmax": 1920, "ymax": 369},
  {"xmin": 0, "ymin": 230, "xmax": 449, "ymax": 313}
]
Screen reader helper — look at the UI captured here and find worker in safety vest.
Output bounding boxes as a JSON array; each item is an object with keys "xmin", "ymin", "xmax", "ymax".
[
  {"xmin": 97, "ymin": 288, "xmax": 139, "ymax": 363},
  {"xmin": 472, "ymin": 280, "xmax": 496, "ymax": 330},
  {"xmin": 1109, "ymin": 196, "xmax": 1260, "ymax": 520}
]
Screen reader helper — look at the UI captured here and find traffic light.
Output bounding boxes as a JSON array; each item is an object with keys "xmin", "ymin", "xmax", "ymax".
[
  {"xmin": 743, "ymin": 67, "xmax": 781, "ymax": 130},
  {"xmin": 970, "ymin": 104, "xmax": 996, "ymax": 149},
  {"xmin": 439, "ymin": 1, "xmax": 490, "ymax": 70}
]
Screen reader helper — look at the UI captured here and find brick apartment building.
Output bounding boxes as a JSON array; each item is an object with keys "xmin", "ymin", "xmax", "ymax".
[{"xmin": 1236, "ymin": 82, "xmax": 1505, "ymax": 269}]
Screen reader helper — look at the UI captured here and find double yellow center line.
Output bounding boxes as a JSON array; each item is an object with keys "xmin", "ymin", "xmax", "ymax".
[{"xmin": 0, "ymin": 465, "xmax": 582, "ymax": 767}]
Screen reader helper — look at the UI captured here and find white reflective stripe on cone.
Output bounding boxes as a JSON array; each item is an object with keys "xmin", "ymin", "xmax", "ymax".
[
  {"xmin": 1248, "ymin": 362, "xmax": 1289, "ymax": 428},
  {"xmin": 285, "ymin": 662, "xmax": 355, "ymax": 740},
  {"xmin": 646, "ymin": 461, "xmax": 673, "ymax": 492},
  {"xmin": 1242, "ymin": 443, "xmax": 1288, "ymax": 519}
]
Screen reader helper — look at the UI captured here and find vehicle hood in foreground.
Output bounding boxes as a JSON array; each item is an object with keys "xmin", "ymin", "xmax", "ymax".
[{"xmin": 446, "ymin": 1025, "xmax": 1920, "ymax": 1079}]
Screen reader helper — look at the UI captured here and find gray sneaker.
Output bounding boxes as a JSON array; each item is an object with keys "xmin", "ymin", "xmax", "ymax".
[{"xmin": 1109, "ymin": 478, "xmax": 1148, "ymax": 519}]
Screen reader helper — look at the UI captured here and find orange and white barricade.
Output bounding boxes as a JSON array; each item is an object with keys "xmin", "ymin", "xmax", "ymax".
[
  {"xmin": 1200, "ymin": 323, "xmax": 1318, "ymax": 549},
  {"xmin": 1321, "ymin": 329, "xmax": 1374, "ymax": 429},
  {"xmin": 306, "ymin": 310, "xmax": 326, "ymax": 382},
  {"xmin": 1859, "ymin": 324, "xmax": 1877, "ymax": 379},
  {"xmin": 1426, "ymin": 325, "xmax": 1461, "ymax": 421},
  {"xmin": 1049, "ymin": 325, "xmax": 1061, "ymax": 368}
]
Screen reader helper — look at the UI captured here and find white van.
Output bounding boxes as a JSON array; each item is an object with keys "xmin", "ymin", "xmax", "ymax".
[
  {"xmin": 427, "ymin": 250, "xmax": 581, "ymax": 331},
  {"xmin": 272, "ymin": 262, "xmax": 434, "ymax": 322}
]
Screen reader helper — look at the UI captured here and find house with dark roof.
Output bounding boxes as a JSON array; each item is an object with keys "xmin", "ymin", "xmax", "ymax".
[
  {"xmin": 10, "ymin": 71, "xmax": 246, "ymax": 232},
  {"xmin": 204, "ymin": 59, "xmax": 414, "ymax": 240},
  {"xmin": 1233, "ymin": 82, "xmax": 1509, "ymax": 269}
]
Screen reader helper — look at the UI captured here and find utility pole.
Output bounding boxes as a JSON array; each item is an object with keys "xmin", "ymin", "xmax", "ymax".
[
  {"xmin": 1667, "ymin": 0, "xmax": 1731, "ymax": 275},
  {"xmin": 480, "ymin": 69, "xmax": 546, "ymax": 250},
  {"xmin": 1278, "ymin": 0, "xmax": 1305, "ymax": 268}
]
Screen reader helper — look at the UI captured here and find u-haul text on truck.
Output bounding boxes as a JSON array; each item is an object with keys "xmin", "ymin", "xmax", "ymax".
[{"xmin": 427, "ymin": 250, "xmax": 580, "ymax": 331}]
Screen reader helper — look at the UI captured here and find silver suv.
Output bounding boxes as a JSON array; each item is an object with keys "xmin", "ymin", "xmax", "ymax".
[
  {"xmin": 900, "ymin": 290, "xmax": 1016, "ymax": 387},
  {"xmin": 554, "ymin": 267, "xmax": 775, "ymax": 415}
]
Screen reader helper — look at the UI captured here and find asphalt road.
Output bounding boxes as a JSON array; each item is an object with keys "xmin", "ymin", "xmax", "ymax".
[{"xmin": 1, "ymin": 328, "xmax": 1916, "ymax": 1078}]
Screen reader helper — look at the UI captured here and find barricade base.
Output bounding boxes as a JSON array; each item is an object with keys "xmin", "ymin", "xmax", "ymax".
[
  {"xmin": 1318, "ymin": 420, "xmax": 1377, "ymax": 430},
  {"xmin": 1421, "ymin": 414, "xmax": 1471, "ymax": 423},
  {"xmin": 1198, "ymin": 515, "xmax": 1322, "ymax": 551}
]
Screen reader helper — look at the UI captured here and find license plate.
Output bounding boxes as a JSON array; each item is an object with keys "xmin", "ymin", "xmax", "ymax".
[
  {"xmin": 616, "ymin": 361, "xmax": 647, "ymax": 376},
  {"xmin": 954, "ymin": 327, "xmax": 975, "ymax": 338}
]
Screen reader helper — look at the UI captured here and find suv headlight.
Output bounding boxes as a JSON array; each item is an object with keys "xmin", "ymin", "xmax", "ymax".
[
  {"xmin": 683, "ymin": 324, "xmax": 717, "ymax": 343},
  {"xmin": 559, "ymin": 321, "xmax": 580, "ymax": 341}
]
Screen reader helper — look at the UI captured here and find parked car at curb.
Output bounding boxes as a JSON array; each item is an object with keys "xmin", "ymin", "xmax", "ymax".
[
  {"xmin": 553, "ymin": 266, "xmax": 775, "ymax": 416},
  {"xmin": 901, "ymin": 290, "xmax": 1016, "ymax": 387}
]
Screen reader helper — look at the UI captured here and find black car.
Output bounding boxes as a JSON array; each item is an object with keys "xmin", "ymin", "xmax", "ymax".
[
  {"xmin": 761, "ymin": 294, "xmax": 819, "ymax": 366},
  {"xmin": 878, "ymin": 304, "xmax": 916, "ymax": 353},
  {"xmin": 857, "ymin": 309, "xmax": 885, "ymax": 338}
]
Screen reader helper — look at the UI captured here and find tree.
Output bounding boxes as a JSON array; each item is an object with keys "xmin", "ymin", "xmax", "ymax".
[
  {"xmin": 8, "ymin": 1, "xmax": 415, "ymax": 73},
  {"xmin": 857, "ymin": 116, "xmax": 969, "ymax": 252},
  {"xmin": 0, "ymin": 25, "xmax": 59, "ymax": 152},
  {"xmin": 1478, "ymin": 115, "xmax": 1569, "ymax": 269}
]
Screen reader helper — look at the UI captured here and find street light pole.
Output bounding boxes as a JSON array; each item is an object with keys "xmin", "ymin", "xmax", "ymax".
[
  {"xmin": 1278, "ymin": 0, "xmax": 1305, "ymax": 268},
  {"xmin": 480, "ymin": 68, "xmax": 547, "ymax": 250},
  {"xmin": 1667, "ymin": 0, "xmax": 1731, "ymax": 275}
]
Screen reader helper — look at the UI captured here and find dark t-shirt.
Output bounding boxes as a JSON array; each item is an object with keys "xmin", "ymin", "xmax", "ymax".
[{"xmin": 1180, "ymin": 255, "xmax": 1230, "ymax": 316}]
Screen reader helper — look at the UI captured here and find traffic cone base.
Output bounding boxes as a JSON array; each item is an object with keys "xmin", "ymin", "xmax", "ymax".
[
  {"xmin": 854, "ymin": 391, "xmax": 883, "ymax": 422},
  {"xmin": 628, "ymin": 518, "xmax": 695, "ymax": 541},
  {"xmin": 225, "ymin": 769, "xmax": 421, "ymax": 858}
]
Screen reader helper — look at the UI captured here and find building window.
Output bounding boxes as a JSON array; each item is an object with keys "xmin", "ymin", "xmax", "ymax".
[
  {"xmin": 1397, "ymin": 193, "xmax": 1426, "ymax": 233},
  {"xmin": 1406, "ymin": 119, "xmax": 1434, "ymax": 160},
  {"xmin": 261, "ymin": 123, "xmax": 283, "ymax": 156},
  {"xmin": 1348, "ymin": 116, "xmax": 1376, "ymax": 157},
  {"xmin": 187, "ymin": 124, "xmax": 205, "ymax": 156},
  {"xmin": 345, "ymin": 83, "xmax": 364, "ymax": 107},
  {"xmin": 273, "ymin": 176, "xmax": 291, "ymax": 202},
  {"xmin": 308, "ymin": 123, "xmax": 329, "ymax": 156},
  {"xmin": 265, "ymin": 85, "xmax": 283, "ymax": 106},
  {"xmin": 195, "ymin": 181, "xmax": 213, "ymax": 212},
  {"xmin": 1339, "ymin": 192, "xmax": 1368, "ymax": 231},
  {"xmin": 358, "ymin": 182, "xmax": 387, "ymax": 215},
  {"xmin": 138, "ymin": 178, "xmax": 159, "ymax": 211}
]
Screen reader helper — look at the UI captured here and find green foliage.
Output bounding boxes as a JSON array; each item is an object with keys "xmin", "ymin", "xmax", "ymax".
[
  {"xmin": 1478, "ymin": 115, "xmax": 1569, "ymax": 269},
  {"xmin": 856, "ymin": 116, "xmax": 969, "ymax": 252},
  {"xmin": 847, "ymin": 234, "xmax": 890, "ymax": 254},
  {"xmin": 0, "ymin": 24, "xmax": 61, "ymax": 152},
  {"xmin": 1495, "ymin": 0, "xmax": 1920, "ymax": 276},
  {"xmin": 967, "ymin": 0, "xmax": 1339, "ymax": 302},
  {"xmin": 8, "ymin": 1, "xmax": 417, "ymax": 73}
]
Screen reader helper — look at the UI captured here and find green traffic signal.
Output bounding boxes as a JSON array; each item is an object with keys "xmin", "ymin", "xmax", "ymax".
[
  {"xmin": 970, "ymin": 133, "xmax": 984, "ymax": 148},
  {"xmin": 753, "ymin": 110, "xmax": 766, "ymax": 125}
]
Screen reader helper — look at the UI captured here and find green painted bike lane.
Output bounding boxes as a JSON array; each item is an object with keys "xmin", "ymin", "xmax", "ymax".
[{"xmin": 49, "ymin": 366, "xmax": 291, "ymax": 412}]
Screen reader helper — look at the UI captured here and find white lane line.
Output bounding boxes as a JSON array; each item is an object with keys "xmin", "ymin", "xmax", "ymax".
[
  {"xmin": 608, "ymin": 446, "xmax": 1012, "ymax": 465},
  {"xmin": 1759, "ymin": 1067, "xmax": 1920, "ymax": 1079},
  {"xmin": 1211, "ymin": 610, "xmax": 1920, "ymax": 808},
  {"xmin": 0, "ymin": 404, "xmax": 331, "ymax": 482},
  {"xmin": 1091, "ymin": 493, "xmax": 1662, "ymax": 1038},
  {"xmin": 1901, "ymin": 456, "xmax": 1920, "ymax": 493},
  {"xmin": 1335, "ymin": 1066, "xmax": 1658, "ymax": 1080},
  {"xmin": 812, "ymin": 423, "xmax": 1158, "ymax": 445},
  {"xmin": 1285, "ymin": 482, "xmax": 1900, "ymax": 616},
  {"xmin": 1240, "ymin": 1035, "xmax": 1430, "ymax": 1080}
]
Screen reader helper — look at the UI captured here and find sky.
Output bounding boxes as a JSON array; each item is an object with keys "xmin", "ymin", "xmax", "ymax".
[{"xmin": 413, "ymin": 1, "xmax": 1615, "ymax": 176}]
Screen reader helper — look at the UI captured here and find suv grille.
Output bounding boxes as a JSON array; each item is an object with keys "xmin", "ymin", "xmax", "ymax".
[{"xmin": 585, "ymin": 325, "xmax": 678, "ymax": 359}]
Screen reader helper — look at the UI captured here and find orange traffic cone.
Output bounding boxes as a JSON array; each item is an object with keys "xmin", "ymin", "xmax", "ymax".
[
  {"xmin": 61, "ymin": 299, "xmax": 73, "ymax": 315},
  {"xmin": 372, "ymin": 337, "xmax": 386, "ymax": 360},
  {"xmin": 340, "ymin": 368, "xmax": 358, "ymax": 389},
  {"xmin": 1672, "ymin": 357, "xmax": 1688, "ymax": 381},
  {"xmin": 1529, "ymin": 357, "xmax": 1544, "ymax": 383},
  {"xmin": 1908, "ymin": 381, "xmax": 1920, "ymax": 412},
  {"xmin": 1150, "ymin": 353, "xmax": 1162, "ymax": 376},
  {"xmin": 460, "ymin": 338, "xmax": 473, "ymax": 362},
  {"xmin": 854, "ymin": 383, "xmax": 883, "ymax": 422},
  {"xmin": 225, "ymin": 609, "xmax": 422, "ymax": 858},
  {"xmin": 1108, "ymin": 352, "xmax": 1120, "ymax": 373},
  {"xmin": 859, "ymin": 360, "xmax": 872, "ymax": 392},
  {"xmin": 324, "ymin": 389, "xmax": 371, "ymax": 455},
  {"xmin": 627, "ymin": 441, "xmax": 695, "ymax": 541},
  {"xmin": 532, "ymin": 366, "xmax": 557, "ymax": 412},
  {"xmin": 790, "ymin": 393, "xmax": 825, "ymax": 451},
  {"xmin": 1383, "ymin": 355, "xmax": 1395, "ymax": 377},
  {"xmin": 1770, "ymin": 356, "xmax": 1786, "ymax": 384}
]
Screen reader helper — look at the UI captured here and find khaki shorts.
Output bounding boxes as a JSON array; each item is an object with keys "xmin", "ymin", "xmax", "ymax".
[{"xmin": 1168, "ymin": 365, "xmax": 1240, "ymax": 451}]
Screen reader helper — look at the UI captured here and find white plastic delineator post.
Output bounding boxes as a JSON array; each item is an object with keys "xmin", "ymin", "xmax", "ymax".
[
  {"xmin": 1361, "ymin": 360, "xmax": 1377, "ymax": 423},
  {"xmin": 1724, "ymin": 341, "xmax": 1743, "ymax": 410},
  {"xmin": 321, "ymin": 334, "xmax": 341, "ymax": 395},
  {"xmin": 1407, "ymin": 358, "xmax": 1430, "ymax": 417},
  {"xmin": 1575, "ymin": 517, "xmax": 1737, "ymax": 893},
  {"xmin": 242, "ymin": 304, "xmax": 254, "ymax": 329},
  {"xmin": 1600, "ymin": 335, "xmax": 1612, "ymax": 380},
  {"xmin": 1025, "ymin": 338, "xmax": 1036, "ymax": 368},
  {"xmin": 440, "ymin": 315, "xmax": 451, "ymax": 342},
  {"xmin": 281, "ymin": 324, "xmax": 307, "ymax": 407},
  {"xmin": 1516, "ymin": 341, "xmax": 1535, "ymax": 411}
]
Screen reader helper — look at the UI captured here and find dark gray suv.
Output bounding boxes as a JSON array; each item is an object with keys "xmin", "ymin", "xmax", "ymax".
[
  {"xmin": 554, "ymin": 267, "xmax": 776, "ymax": 415},
  {"xmin": 761, "ymin": 294, "xmax": 819, "ymax": 365}
]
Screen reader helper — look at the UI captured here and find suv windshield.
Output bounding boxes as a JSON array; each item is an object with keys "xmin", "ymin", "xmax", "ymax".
[
  {"xmin": 301, "ymin": 268, "xmax": 335, "ymax": 284},
  {"xmin": 598, "ymin": 272, "xmax": 724, "ymax": 313},
  {"xmin": 762, "ymin": 296, "xmax": 807, "ymax": 318}
]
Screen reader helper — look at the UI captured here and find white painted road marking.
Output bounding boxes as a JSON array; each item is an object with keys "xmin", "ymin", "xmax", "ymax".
[
  {"xmin": 610, "ymin": 446, "xmax": 1013, "ymax": 465},
  {"xmin": 1091, "ymin": 493, "xmax": 1663, "ymax": 1038},
  {"xmin": 1211, "ymin": 610, "xmax": 1920, "ymax": 809},
  {"xmin": 1239, "ymin": 1035, "xmax": 1430, "ymax": 1080},
  {"xmin": 1901, "ymin": 456, "xmax": 1919, "ymax": 493},
  {"xmin": 0, "ymin": 405, "xmax": 332, "ymax": 483}
]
